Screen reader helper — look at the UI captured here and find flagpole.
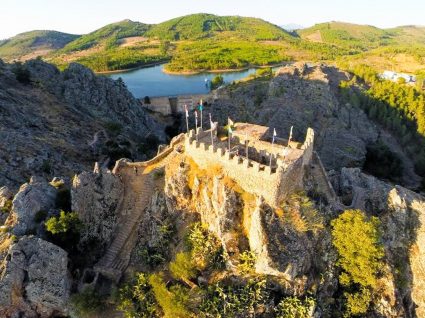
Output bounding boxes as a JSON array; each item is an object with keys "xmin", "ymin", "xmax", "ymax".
[
  {"xmin": 195, "ymin": 111, "xmax": 198, "ymax": 141},
  {"xmin": 209, "ymin": 113, "xmax": 214, "ymax": 147},
  {"xmin": 270, "ymin": 128, "xmax": 276, "ymax": 168},
  {"xmin": 245, "ymin": 132, "xmax": 249, "ymax": 161},
  {"xmin": 185, "ymin": 104, "xmax": 189, "ymax": 134},
  {"xmin": 200, "ymin": 99, "xmax": 203, "ymax": 129}
]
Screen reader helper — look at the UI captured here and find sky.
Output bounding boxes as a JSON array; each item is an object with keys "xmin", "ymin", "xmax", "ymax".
[{"xmin": 0, "ymin": 0, "xmax": 424, "ymax": 39}]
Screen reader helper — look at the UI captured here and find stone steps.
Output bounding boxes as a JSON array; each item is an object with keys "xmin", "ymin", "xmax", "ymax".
[{"xmin": 94, "ymin": 172, "xmax": 156, "ymax": 279}]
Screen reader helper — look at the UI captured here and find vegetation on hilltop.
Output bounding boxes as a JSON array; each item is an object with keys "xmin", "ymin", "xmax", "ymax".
[
  {"xmin": 165, "ymin": 40, "xmax": 290, "ymax": 72},
  {"xmin": 59, "ymin": 20, "xmax": 150, "ymax": 53},
  {"xmin": 339, "ymin": 64, "xmax": 425, "ymax": 188},
  {"xmin": 145, "ymin": 13, "xmax": 292, "ymax": 41},
  {"xmin": 2, "ymin": 15, "xmax": 425, "ymax": 73},
  {"xmin": 0, "ymin": 30, "xmax": 80, "ymax": 60},
  {"xmin": 298, "ymin": 21, "xmax": 394, "ymax": 51}
]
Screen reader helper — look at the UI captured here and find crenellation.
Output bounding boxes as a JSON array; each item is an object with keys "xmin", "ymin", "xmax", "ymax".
[{"xmin": 184, "ymin": 122, "xmax": 315, "ymax": 207}]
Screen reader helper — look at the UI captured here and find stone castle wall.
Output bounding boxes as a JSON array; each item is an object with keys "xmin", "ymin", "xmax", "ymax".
[{"xmin": 185, "ymin": 126, "xmax": 315, "ymax": 207}]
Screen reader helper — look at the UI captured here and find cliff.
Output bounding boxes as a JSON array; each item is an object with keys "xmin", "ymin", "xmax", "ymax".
[{"xmin": 0, "ymin": 59, "xmax": 166, "ymax": 191}]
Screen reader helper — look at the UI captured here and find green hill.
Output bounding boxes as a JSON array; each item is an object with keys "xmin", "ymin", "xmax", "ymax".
[
  {"xmin": 298, "ymin": 21, "xmax": 394, "ymax": 51},
  {"xmin": 145, "ymin": 13, "xmax": 293, "ymax": 41},
  {"xmin": 0, "ymin": 30, "xmax": 80, "ymax": 60},
  {"xmin": 387, "ymin": 25, "xmax": 425, "ymax": 45},
  {"xmin": 59, "ymin": 20, "xmax": 151, "ymax": 53}
]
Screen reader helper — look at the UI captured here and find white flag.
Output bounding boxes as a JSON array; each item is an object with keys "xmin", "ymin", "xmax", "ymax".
[
  {"xmin": 273, "ymin": 128, "xmax": 277, "ymax": 137},
  {"xmin": 185, "ymin": 104, "xmax": 189, "ymax": 118},
  {"xmin": 228, "ymin": 117, "xmax": 234, "ymax": 127},
  {"xmin": 289, "ymin": 126, "xmax": 293, "ymax": 140},
  {"xmin": 195, "ymin": 111, "xmax": 198, "ymax": 119}
]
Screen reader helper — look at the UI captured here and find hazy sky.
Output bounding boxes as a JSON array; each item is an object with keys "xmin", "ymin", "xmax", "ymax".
[{"xmin": 1, "ymin": 0, "xmax": 424, "ymax": 39}]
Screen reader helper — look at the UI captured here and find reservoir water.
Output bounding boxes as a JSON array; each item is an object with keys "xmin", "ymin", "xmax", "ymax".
[{"xmin": 106, "ymin": 64, "xmax": 259, "ymax": 98}]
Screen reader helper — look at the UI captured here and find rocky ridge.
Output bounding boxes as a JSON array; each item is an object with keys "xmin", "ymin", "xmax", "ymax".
[{"xmin": 0, "ymin": 59, "xmax": 165, "ymax": 191}]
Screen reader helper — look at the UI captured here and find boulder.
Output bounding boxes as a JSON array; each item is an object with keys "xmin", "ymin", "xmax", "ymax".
[
  {"xmin": 9, "ymin": 177, "xmax": 57, "ymax": 236},
  {"xmin": 0, "ymin": 236, "xmax": 71, "ymax": 318}
]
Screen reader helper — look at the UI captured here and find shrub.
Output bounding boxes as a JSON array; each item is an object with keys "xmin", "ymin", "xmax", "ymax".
[
  {"xmin": 331, "ymin": 209, "xmax": 384, "ymax": 315},
  {"xmin": 117, "ymin": 273, "xmax": 160, "ymax": 318},
  {"xmin": 144, "ymin": 96, "xmax": 151, "ymax": 104},
  {"xmin": 211, "ymin": 75, "xmax": 224, "ymax": 89},
  {"xmin": 275, "ymin": 296, "xmax": 316, "ymax": 318},
  {"xmin": 169, "ymin": 251, "xmax": 197, "ymax": 284},
  {"xmin": 12, "ymin": 62, "xmax": 31, "ymax": 84},
  {"xmin": 187, "ymin": 223, "xmax": 225, "ymax": 270},
  {"xmin": 199, "ymin": 278, "xmax": 267, "ymax": 317},
  {"xmin": 363, "ymin": 141, "xmax": 403, "ymax": 180},
  {"xmin": 56, "ymin": 187, "xmax": 71, "ymax": 211},
  {"xmin": 1, "ymin": 200, "xmax": 12, "ymax": 214},
  {"xmin": 45, "ymin": 210, "xmax": 82, "ymax": 235},
  {"xmin": 256, "ymin": 67, "xmax": 272, "ymax": 77},
  {"xmin": 237, "ymin": 251, "xmax": 256, "ymax": 275},
  {"xmin": 149, "ymin": 273, "xmax": 191, "ymax": 318},
  {"xmin": 71, "ymin": 287, "xmax": 103, "ymax": 317}
]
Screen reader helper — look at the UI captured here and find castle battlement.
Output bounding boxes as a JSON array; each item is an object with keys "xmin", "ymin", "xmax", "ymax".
[{"xmin": 184, "ymin": 123, "xmax": 315, "ymax": 207}]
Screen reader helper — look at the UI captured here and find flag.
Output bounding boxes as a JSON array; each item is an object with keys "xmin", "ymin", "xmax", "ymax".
[
  {"xmin": 228, "ymin": 126, "xmax": 233, "ymax": 134},
  {"xmin": 209, "ymin": 113, "xmax": 215, "ymax": 129},
  {"xmin": 273, "ymin": 128, "xmax": 277, "ymax": 137},
  {"xmin": 228, "ymin": 117, "xmax": 234, "ymax": 127},
  {"xmin": 184, "ymin": 104, "xmax": 189, "ymax": 118},
  {"xmin": 289, "ymin": 126, "xmax": 293, "ymax": 140},
  {"xmin": 195, "ymin": 111, "xmax": 198, "ymax": 119},
  {"xmin": 198, "ymin": 104, "xmax": 203, "ymax": 111}
]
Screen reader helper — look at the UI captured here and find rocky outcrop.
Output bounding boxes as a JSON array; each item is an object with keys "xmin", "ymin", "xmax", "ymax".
[
  {"xmin": 0, "ymin": 236, "xmax": 71, "ymax": 318},
  {"xmin": 72, "ymin": 167, "xmax": 123, "ymax": 254},
  {"xmin": 0, "ymin": 59, "xmax": 166, "ymax": 191},
  {"xmin": 209, "ymin": 63, "xmax": 421, "ymax": 185},
  {"xmin": 337, "ymin": 168, "xmax": 425, "ymax": 317},
  {"xmin": 8, "ymin": 176, "xmax": 57, "ymax": 236},
  {"xmin": 0, "ymin": 186, "xmax": 13, "ymax": 208}
]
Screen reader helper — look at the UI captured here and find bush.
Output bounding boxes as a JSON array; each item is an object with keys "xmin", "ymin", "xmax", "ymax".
[
  {"xmin": 169, "ymin": 251, "xmax": 197, "ymax": 284},
  {"xmin": 256, "ymin": 67, "xmax": 272, "ymax": 77},
  {"xmin": 187, "ymin": 223, "xmax": 225, "ymax": 270},
  {"xmin": 275, "ymin": 296, "xmax": 316, "ymax": 318},
  {"xmin": 363, "ymin": 141, "xmax": 403, "ymax": 180},
  {"xmin": 45, "ymin": 210, "xmax": 82, "ymax": 235},
  {"xmin": 12, "ymin": 62, "xmax": 31, "ymax": 84},
  {"xmin": 71, "ymin": 288, "xmax": 103, "ymax": 318},
  {"xmin": 211, "ymin": 75, "xmax": 224, "ymax": 89},
  {"xmin": 117, "ymin": 273, "xmax": 160, "ymax": 318},
  {"xmin": 149, "ymin": 273, "xmax": 191, "ymax": 318},
  {"xmin": 331, "ymin": 209, "xmax": 384, "ymax": 315},
  {"xmin": 237, "ymin": 251, "xmax": 256, "ymax": 275},
  {"xmin": 199, "ymin": 278, "xmax": 267, "ymax": 317},
  {"xmin": 104, "ymin": 121, "xmax": 123, "ymax": 136},
  {"xmin": 1, "ymin": 200, "xmax": 12, "ymax": 214},
  {"xmin": 56, "ymin": 187, "xmax": 71, "ymax": 211}
]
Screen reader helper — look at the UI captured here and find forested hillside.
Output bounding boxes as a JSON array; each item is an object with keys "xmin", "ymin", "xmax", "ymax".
[
  {"xmin": 1, "ymin": 15, "xmax": 425, "ymax": 74},
  {"xmin": 0, "ymin": 30, "xmax": 79, "ymax": 60}
]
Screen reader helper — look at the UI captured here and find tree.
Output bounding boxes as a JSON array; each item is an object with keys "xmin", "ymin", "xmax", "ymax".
[
  {"xmin": 331, "ymin": 209, "xmax": 384, "ymax": 315},
  {"xmin": 45, "ymin": 210, "xmax": 82, "ymax": 235},
  {"xmin": 211, "ymin": 75, "xmax": 224, "ymax": 89}
]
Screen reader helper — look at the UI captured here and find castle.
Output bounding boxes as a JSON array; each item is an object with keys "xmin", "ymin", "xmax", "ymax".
[{"xmin": 184, "ymin": 122, "xmax": 314, "ymax": 207}]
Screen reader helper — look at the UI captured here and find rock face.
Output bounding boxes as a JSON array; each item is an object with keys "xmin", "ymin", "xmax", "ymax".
[
  {"xmin": 8, "ymin": 176, "xmax": 57, "ymax": 236},
  {"xmin": 336, "ymin": 168, "xmax": 425, "ymax": 317},
  {"xmin": 72, "ymin": 167, "xmax": 123, "ymax": 254},
  {"xmin": 0, "ymin": 186, "xmax": 13, "ymax": 207},
  {"xmin": 0, "ymin": 59, "xmax": 165, "ymax": 191},
  {"xmin": 0, "ymin": 236, "xmax": 71, "ymax": 318}
]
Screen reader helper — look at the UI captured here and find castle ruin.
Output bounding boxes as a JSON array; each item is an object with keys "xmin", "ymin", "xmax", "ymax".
[{"xmin": 185, "ymin": 123, "xmax": 314, "ymax": 207}]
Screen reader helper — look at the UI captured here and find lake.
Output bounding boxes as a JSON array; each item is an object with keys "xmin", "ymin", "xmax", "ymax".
[{"xmin": 106, "ymin": 64, "xmax": 259, "ymax": 98}]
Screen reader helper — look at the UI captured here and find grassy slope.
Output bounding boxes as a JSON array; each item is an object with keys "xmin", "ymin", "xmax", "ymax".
[
  {"xmin": 145, "ymin": 13, "xmax": 293, "ymax": 41},
  {"xmin": 0, "ymin": 30, "xmax": 80, "ymax": 60},
  {"xmin": 58, "ymin": 19, "xmax": 150, "ymax": 53},
  {"xmin": 297, "ymin": 21, "xmax": 393, "ymax": 51}
]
